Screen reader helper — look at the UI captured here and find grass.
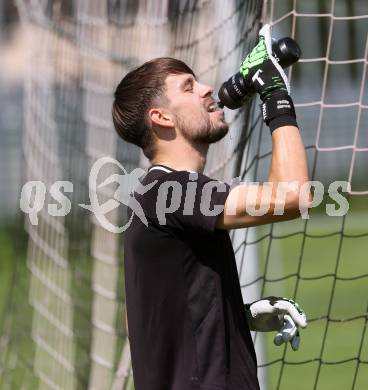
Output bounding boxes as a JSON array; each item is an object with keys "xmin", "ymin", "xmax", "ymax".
[
  {"xmin": 0, "ymin": 201, "xmax": 367, "ymax": 389},
  {"xmin": 255, "ymin": 206, "xmax": 368, "ymax": 390},
  {"xmin": 0, "ymin": 229, "xmax": 13, "ymax": 328},
  {"xmin": 0, "ymin": 223, "xmax": 39, "ymax": 389}
]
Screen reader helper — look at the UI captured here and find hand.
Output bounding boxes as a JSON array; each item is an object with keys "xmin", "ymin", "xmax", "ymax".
[
  {"xmin": 239, "ymin": 24, "xmax": 290, "ymax": 101},
  {"xmin": 245, "ymin": 296, "xmax": 307, "ymax": 351}
]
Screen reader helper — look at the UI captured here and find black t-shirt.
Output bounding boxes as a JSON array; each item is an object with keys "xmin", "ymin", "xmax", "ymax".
[{"xmin": 124, "ymin": 165, "xmax": 259, "ymax": 390}]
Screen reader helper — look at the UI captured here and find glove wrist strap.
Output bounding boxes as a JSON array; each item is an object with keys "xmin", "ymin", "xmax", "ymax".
[{"xmin": 260, "ymin": 92, "xmax": 298, "ymax": 133}]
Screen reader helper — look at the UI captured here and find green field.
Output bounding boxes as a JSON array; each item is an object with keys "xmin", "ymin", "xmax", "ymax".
[
  {"xmin": 0, "ymin": 223, "xmax": 39, "ymax": 389},
  {"xmin": 257, "ymin": 207, "xmax": 368, "ymax": 390},
  {"xmin": 0, "ymin": 204, "xmax": 367, "ymax": 389},
  {"xmin": 0, "ymin": 229, "xmax": 13, "ymax": 327}
]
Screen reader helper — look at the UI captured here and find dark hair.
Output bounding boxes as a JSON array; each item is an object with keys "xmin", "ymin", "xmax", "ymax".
[{"xmin": 112, "ymin": 57, "xmax": 195, "ymax": 159}]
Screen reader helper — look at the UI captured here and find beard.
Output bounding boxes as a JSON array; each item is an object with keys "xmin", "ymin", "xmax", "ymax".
[{"xmin": 174, "ymin": 108, "xmax": 229, "ymax": 144}]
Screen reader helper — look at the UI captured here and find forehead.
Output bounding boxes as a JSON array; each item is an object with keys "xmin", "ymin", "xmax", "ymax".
[{"xmin": 165, "ymin": 73, "xmax": 195, "ymax": 90}]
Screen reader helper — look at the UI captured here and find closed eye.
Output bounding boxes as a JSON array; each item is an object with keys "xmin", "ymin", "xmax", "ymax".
[{"xmin": 182, "ymin": 77, "xmax": 194, "ymax": 92}]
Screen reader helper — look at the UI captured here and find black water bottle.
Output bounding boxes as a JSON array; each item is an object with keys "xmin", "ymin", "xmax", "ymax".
[{"xmin": 218, "ymin": 37, "xmax": 301, "ymax": 109}]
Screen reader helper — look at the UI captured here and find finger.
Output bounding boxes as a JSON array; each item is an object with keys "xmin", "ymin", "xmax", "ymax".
[
  {"xmin": 290, "ymin": 331, "xmax": 300, "ymax": 351},
  {"xmin": 274, "ymin": 332, "xmax": 284, "ymax": 346},
  {"xmin": 274, "ymin": 300, "xmax": 306, "ymax": 326},
  {"xmin": 259, "ymin": 24, "xmax": 290, "ymax": 94},
  {"xmin": 259, "ymin": 24, "xmax": 272, "ymax": 56},
  {"xmin": 274, "ymin": 315, "xmax": 296, "ymax": 345},
  {"xmin": 281, "ymin": 315, "xmax": 297, "ymax": 342},
  {"xmin": 274, "ymin": 300, "xmax": 307, "ymax": 328}
]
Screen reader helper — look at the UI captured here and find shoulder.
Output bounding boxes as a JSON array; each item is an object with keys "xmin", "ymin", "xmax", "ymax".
[{"xmin": 142, "ymin": 169, "xmax": 229, "ymax": 193}]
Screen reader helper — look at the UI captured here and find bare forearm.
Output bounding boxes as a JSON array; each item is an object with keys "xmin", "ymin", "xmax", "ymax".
[
  {"xmin": 216, "ymin": 24, "xmax": 311, "ymax": 230},
  {"xmin": 217, "ymin": 126, "xmax": 310, "ymax": 229},
  {"xmin": 268, "ymin": 125, "xmax": 309, "ymax": 185},
  {"xmin": 265, "ymin": 124, "xmax": 311, "ymax": 215}
]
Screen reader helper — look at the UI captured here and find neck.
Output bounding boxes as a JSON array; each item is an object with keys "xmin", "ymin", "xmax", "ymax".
[{"xmin": 151, "ymin": 138, "xmax": 208, "ymax": 173}]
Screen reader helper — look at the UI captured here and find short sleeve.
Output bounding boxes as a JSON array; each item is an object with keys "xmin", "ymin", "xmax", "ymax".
[{"xmin": 151, "ymin": 171, "xmax": 230, "ymax": 233}]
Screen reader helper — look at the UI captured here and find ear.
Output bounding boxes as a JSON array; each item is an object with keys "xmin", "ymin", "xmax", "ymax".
[{"xmin": 148, "ymin": 107, "xmax": 174, "ymax": 128}]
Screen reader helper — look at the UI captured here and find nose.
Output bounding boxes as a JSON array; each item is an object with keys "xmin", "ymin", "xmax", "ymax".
[{"xmin": 199, "ymin": 82, "xmax": 214, "ymax": 99}]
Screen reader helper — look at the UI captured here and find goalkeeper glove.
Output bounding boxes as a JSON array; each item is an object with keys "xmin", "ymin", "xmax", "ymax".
[
  {"xmin": 245, "ymin": 296, "xmax": 307, "ymax": 351},
  {"xmin": 239, "ymin": 24, "xmax": 297, "ymax": 131}
]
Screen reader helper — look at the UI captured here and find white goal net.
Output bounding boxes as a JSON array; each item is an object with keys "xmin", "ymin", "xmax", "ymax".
[{"xmin": 0, "ymin": 1, "xmax": 367, "ymax": 389}]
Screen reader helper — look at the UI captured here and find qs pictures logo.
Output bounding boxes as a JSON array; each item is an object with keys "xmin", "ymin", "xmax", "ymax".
[{"xmin": 19, "ymin": 157, "xmax": 157, "ymax": 233}]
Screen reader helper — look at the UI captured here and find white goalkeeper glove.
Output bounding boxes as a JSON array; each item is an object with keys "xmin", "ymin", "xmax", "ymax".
[
  {"xmin": 239, "ymin": 24, "xmax": 298, "ymax": 131},
  {"xmin": 239, "ymin": 24, "xmax": 290, "ymax": 102},
  {"xmin": 245, "ymin": 296, "xmax": 307, "ymax": 351}
]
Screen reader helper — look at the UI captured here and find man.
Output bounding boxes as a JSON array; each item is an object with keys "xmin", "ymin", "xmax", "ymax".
[{"xmin": 112, "ymin": 25, "xmax": 310, "ymax": 390}]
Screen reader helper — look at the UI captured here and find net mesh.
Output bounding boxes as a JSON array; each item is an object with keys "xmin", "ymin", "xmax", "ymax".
[
  {"xmin": 0, "ymin": 0, "xmax": 367, "ymax": 389},
  {"xmin": 242, "ymin": 1, "xmax": 368, "ymax": 389}
]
